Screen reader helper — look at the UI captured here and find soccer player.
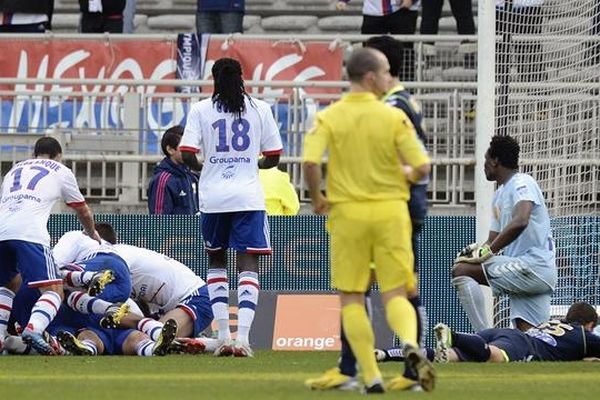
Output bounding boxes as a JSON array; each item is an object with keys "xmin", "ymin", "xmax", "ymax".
[
  {"xmin": 53, "ymin": 228, "xmax": 132, "ymax": 321},
  {"xmin": 452, "ymin": 135, "xmax": 557, "ymax": 331},
  {"xmin": 179, "ymin": 57, "xmax": 283, "ymax": 357},
  {"xmin": 302, "ymin": 47, "xmax": 434, "ymax": 393},
  {"xmin": 434, "ymin": 302, "xmax": 600, "ymax": 363},
  {"xmin": 147, "ymin": 125, "xmax": 199, "ymax": 215},
  {"xmin": 0, "ymin": 137, "xmax": 99, "ymax": 354},
  {"xmin": 307, "ymin": 35, "xmax": 431, "ymax": 392},
  {"xmin": 91, "ymin": 223, "xmax": 213, "ymax": 344}
]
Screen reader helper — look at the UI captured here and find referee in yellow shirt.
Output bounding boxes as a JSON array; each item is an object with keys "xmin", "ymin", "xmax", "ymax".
[{"xmin": 302, "ymin": 47, "xmax": 434, "ymax": 393}]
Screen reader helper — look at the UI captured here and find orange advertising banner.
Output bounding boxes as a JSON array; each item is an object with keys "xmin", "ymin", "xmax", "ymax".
[
  {"xmin": 272, "ymin": 294, "xmax": 341, "ymax": 351},
  {"xmin": 0, "ymin": 39, "xmax": 176, "ymax": 92}
]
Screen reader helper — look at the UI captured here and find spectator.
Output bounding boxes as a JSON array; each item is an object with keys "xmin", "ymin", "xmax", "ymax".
[
  {"xmin": 0, "ymin": 0, "xmax": 53, "ymax": 33},
  {"xmin": 147, "ymin": 125, "xmax": 199, "ymax": 215},
  {"xmin": 420, "ymin": 0, "xmax": 475, "ymax": 35},
  {"xmin": 258, "ymin": 167, "xmax": 300, "ymax": 216},
  {"xmin": 79, "ymin": 0, "xmax": 126, "ymax": 33},
  {"xmin": 196, "ymin": 0, "xmax": 244, "ymax": 34},
  {"xmin": 336, "ymin": 0, "xmax": 419, "ymax": 82}
]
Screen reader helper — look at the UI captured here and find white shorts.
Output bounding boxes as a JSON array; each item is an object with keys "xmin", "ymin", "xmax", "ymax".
[{"xmin": 483, "ymin": 255, "xmax": 554, "ymax": 327}]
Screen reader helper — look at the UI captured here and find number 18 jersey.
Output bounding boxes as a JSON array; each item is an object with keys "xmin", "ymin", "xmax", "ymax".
[
  {"xmin": 0, "ymin": 158, "xmax": 85, "ymax": 246},
  {"xmin": 179, "ymin": 96, "xmax": 283, "ymax": 213}
]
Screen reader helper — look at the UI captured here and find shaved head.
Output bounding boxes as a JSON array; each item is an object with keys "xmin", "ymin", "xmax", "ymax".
[{"xmin": 347, "ymin": 47, "xmax": 387, "ymax": 83}]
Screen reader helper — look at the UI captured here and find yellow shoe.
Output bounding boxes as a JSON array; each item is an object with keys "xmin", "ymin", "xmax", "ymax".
[
  {"xmin": 304, "ymin": 368, "xmax": 360, "ymax": 391},
  {"xmin": 404, "ymin": 343, "xmax": 437, "ymax": 392},
  {"xmin": 88, "ymin": 269, "xmax": 115, "ymax": 296},
  {"xmin": 387, "ymin": 375, "xmax": 422, "ymax": 391},
  {"xmin": 99, "ymin": 302, "xmax": 130, "ymax": 329}
]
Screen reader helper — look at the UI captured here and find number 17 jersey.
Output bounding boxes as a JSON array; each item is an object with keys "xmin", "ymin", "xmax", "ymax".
[
  {"xmin": 180, "ymin": 96, "xmax": 283, "ymax": 213},
  {"xmin": 0, "ymin": 158, "xmax": 85, "ymax": 246}
]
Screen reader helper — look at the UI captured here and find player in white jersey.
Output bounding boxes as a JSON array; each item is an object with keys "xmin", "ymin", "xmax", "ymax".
[
  {"xmin": 0, "ymin": 137, "xmax": 99, "ymax": 354},
  {"xmin": 179, "ymin": 58, "xmax": 283, "ymax": 357},
  {"xmin": 78, "ymin": 223, "xmax": 213, "ymax": 353},
  {"xmin": 452, "ymin": 135, "xmax": 557, "ymax": 331}
]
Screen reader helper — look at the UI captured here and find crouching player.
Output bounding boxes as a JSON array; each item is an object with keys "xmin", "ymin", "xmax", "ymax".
[{"xmin": 93, "ymin": 223, "xmax": 215, "ymax": 354}]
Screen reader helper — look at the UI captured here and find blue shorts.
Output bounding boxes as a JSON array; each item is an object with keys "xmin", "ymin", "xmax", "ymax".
[
  {"xmin": 176, "ymin": 285, "xmax": 213, "ymax": 337},
  {"xmin": 71, "ymin": 253, "xmax": 132, "ymax": 303},
  {"xmin": 0, "ymin": 240, "xmax": 60, "ymax": 288},
  {"xmin": 87, "ymin": 326, "xmax": 136, "ymax": 355},
  {"xmin": 201, "ymin": 211, "xmax": 271, "ymax": 254},
  {"xmin": 477, "ymin": 328, "xmax": 535, "ymax": 362}
]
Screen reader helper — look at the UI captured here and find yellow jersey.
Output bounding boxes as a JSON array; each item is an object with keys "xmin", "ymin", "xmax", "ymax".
[
  {"xmin": 302, "ymin": 92, "xmax": 430, "ymax": 204},
  {"xmin": 258, "ymin": 168, "xmax": 300, "ymax": 216}
]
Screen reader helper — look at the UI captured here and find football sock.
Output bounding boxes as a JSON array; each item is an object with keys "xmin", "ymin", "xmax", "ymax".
[
  {"xmin": 341, "ymin": 303, "xmax": 381, "ymax": 386},
  {"xmin": 0, "ymin": 287, "xmax": 15, "ymax": 339},
  {"xmin": 385, "ymin": 296, "xmax": 418, "ymax": 346},
  {"xmin": 452, "ymin": 276, "xmax": 490, "ymax": 331},
  {"xmin": 64, "ymin": 271, "xmax": 96, "ymax": 287},
  {"xmin": 409, "ymin": 295, "xmax": 427, "ymax": 346},
  {"xmin": 339, "ymin": 322, "xmax": 357, "ymax": 377},
  {"xmin": 338, "ymin": 291, "xmax": 372, "ymax": 377},
  {"xmin": 384, "ymin": 346, "xmax": 434, "ymax": 362},
  {"xmin": 452, "ymin": 332, "xmax": 491, "ymax": 362},
  {"xmin": 67, "ymin": 291, "xmax": 112, "ymax": 315},
  {"xmin": 137, "ymin": 318, "xmax": 164, "ymax": 342},
  {"xmin": 207, "ymin": 269, "xmax": 230, "ymax": 341},
  {"xmin": 237, "ymin": 271, "xmax": 259, "ymax": 345},
  {"xmin": 136, "ymin": 338, "xmax": 155, "ymax": 356},
  {"xmin": 27, "ymin": 291, "xmax": 61, "ymax": 333},
  {"xmin": 80, "ymin": 339, "xmax": 99, "ymax": 356}
]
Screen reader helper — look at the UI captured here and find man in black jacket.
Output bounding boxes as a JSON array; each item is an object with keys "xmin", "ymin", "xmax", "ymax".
[
  {"xmin": 79, "ymin": 0, "xmax": 125, "ymax": 33},
  {"xmin": 0, "ymin": 0, "xmax": 53, "ymax": 33}
]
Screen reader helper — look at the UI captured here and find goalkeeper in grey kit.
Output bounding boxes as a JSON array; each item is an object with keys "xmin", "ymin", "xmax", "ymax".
[{"xmin": 452, "ymin": 135, "xmax": 557, "ymax": 332}]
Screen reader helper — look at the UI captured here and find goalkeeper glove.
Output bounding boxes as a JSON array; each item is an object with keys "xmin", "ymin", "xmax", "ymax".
[
  {"xmin": 454, "ymin": 242, "xmax": 478, "ymax": 263},
  {"xmin": 455, "ymin": 244, "xmax": 495, "ymax": 264}
]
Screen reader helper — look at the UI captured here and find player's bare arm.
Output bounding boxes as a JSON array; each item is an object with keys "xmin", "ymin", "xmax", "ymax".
[
  {"xmin": 487, "ymin": 200, "xmax": 533, "ymax": 253},
  {"xmin": 181, "ymin": 151, "xmax": 203, "ymax": 172},
  {"xmin": 302, "ymin": 161, "xmax": 328, "ymax": 215},
  {"xmin": 258, "ymin": 154, "xmax": 280, "ymax": 169},
  {"xmin": 72, "ymin": 203, "xmax": 101, "ymax": 243}
]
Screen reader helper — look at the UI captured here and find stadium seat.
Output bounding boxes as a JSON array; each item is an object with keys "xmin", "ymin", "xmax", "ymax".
[
  {"xmin": 147, "ymin": 15, "xmax": 195, "ymax": 33},
  {"xmin": 261, "ymin": 15, "xmax": 319, "ymax": 33},
  {"xmin": 317, "ymin": 16, "xmax": 362, "ymax": 32}
]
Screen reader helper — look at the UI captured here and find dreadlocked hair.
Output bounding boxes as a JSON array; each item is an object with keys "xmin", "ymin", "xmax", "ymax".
[{"xmin": 212, "ymin": 58, "xmax": 248, "ymax": 120}]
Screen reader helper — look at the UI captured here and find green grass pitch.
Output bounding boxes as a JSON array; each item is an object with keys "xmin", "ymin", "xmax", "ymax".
[{"xmin": 2, "ymin": 352, "xmax": 600, "ymax": 399}]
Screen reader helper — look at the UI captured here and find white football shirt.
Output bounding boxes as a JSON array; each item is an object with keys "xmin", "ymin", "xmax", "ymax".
[
  {"xmin": 113, "ymin": 244, "xmax": 205, "ymax": 312},
  {"xmin": 53, "ymin": 230, "xmax": 116, "ymax": 266},
  {"xmin": 0, "ymin": 159, "xmax": 86, "ymax": 246},
  {"xmin": 179, "ymin": 96, "xmax": 283, "ymax": 213}
]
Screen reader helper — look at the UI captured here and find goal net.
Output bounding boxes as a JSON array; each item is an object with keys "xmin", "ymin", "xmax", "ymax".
[{"xmin": 492, "ymin": 0, "xmax": 600, "ymax": 326}]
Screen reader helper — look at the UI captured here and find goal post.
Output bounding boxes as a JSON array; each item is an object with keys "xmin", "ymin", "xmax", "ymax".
[{"xmin": 477, "ymin": 0, "xmax": 600, "ymax": 327}]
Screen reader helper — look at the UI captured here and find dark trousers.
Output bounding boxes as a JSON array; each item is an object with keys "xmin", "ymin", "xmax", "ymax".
[
  {"xmin": 81, "ymin": 12, "xmax": 124, "ymax": 33},
  {"xmin": 0, "ymin": 22, "xmax": 47, "ymax": 33},
  {"xmin": 420, "ymin": 0, "xmax": 475, "ymax": 35},
  {"xmin": 361, "ymin": 9, "xmax": 418, "ymax": 82}
]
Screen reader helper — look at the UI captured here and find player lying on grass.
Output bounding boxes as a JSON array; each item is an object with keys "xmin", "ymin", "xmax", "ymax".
[
  {"xmin": 52, "ymin": 223, "xmax": 217, "ymax": 354},
  {"xmin": 4, "ymin": 286, "xmax": 176, "ymax": 356},
  {"xmin": 92, "ymin": 223, "xmax": 218, "ymax": 354},
  {"xmin": 376, "ymin": 302, "xmax": 600, "ymax": 363}
]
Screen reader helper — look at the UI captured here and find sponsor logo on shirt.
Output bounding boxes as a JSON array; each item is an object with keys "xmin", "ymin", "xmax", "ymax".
[
  {"xmin": 179, "ymin": 190, "xmax": 187, "ymax": 197},
  {"xmin": 208, "ymin": 156, "xmax": 251, "ymax": 164},
  {"xmin": 221, "ymin": 165, "xmax": 236, "ymax": 180}
]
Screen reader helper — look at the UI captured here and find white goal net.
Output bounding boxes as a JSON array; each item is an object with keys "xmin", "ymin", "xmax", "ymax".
[{"xmin": 492, "ymin": 0, "xmax": 600, "ymax": 326}]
